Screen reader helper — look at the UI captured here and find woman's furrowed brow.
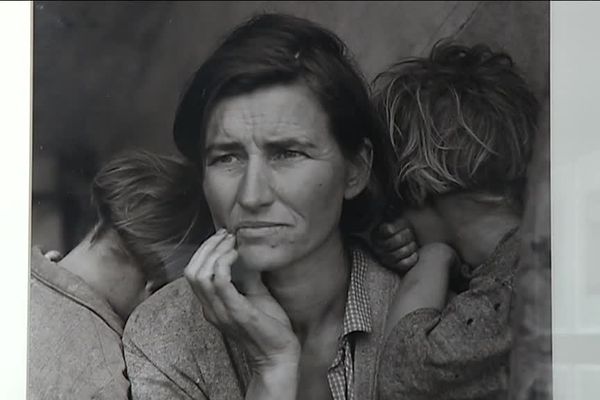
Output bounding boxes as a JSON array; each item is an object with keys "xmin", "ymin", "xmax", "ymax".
[
  {"xmin": 263, "ymin": 137, "xmax": 318, "ymax": 150},
  {"xmin": 206, "ymin": 138, "xmax": 318, "ymax": 152},
  {"xmin": 204, "ymin": 141, "xmax": 244, "ymax": 153}
]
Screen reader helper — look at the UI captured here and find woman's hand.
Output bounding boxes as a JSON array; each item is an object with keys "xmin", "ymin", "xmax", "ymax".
[{"xmin": 184, "ymin": 229, "xmax": 300, "ymax": 398}]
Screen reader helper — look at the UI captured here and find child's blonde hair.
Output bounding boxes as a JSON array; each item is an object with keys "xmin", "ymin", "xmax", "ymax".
[{"xmin": 374, "ymin": 41, "xmax": 540, "ymax": 208}]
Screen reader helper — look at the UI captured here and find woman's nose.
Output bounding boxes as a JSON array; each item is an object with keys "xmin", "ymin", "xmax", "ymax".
[{"xmin": 236, "ymin": 157, "xmax": 275, "ymax": 211}]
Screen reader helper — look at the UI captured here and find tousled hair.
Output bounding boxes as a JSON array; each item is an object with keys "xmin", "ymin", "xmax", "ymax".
[
  {"xmin": 90, "ymin": 150, "xmax": 212, "ymax": 287},
  {"xmin": 373, "ymin": 41, "xmax": 540, "ymax": 208}
]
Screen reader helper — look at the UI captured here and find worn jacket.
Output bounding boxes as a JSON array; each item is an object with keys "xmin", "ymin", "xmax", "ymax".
[
  {"xmin": 378, "ymin": 229, "xmax": 522, "ymax": 400},
  {"xmin": 28, "ymin": 247, "xmax": 130, "ymax": 400},
  {"xmin": 123, "ymin": 246, "xmax": 400, "ymax": 400}
]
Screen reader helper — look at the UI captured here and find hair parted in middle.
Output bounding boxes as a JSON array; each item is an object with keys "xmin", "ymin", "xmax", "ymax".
[{"xmin": 173, "ymin": 12, "xmax": 394, "ymax": 233}]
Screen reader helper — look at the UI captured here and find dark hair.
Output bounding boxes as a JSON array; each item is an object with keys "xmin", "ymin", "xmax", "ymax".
[
  {"xmin": 173, "ymin": 13, "xmax": 391, "ymax": 232},
  {"xmin": 373, "ymin": 41, "xmax": 540, "ymax": 208},
  {"xmin": 90, "ymin": 150, "xmax": 212, "ymax": 287}
]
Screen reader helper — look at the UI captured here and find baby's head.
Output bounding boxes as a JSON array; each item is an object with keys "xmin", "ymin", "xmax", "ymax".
[{"xmin": 374, "ymin": 41, "xmax": 540, "ymax": 210}]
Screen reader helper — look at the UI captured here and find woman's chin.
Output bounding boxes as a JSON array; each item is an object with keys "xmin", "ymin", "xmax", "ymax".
[{"xmin": 236, "ymin": 244, "xmax": 291, "ymax": 272}]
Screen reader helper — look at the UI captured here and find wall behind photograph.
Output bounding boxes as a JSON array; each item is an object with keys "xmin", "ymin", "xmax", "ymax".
[{"xmin": 32, "ymin": 0, "xmax": 549, "ymax": 251}]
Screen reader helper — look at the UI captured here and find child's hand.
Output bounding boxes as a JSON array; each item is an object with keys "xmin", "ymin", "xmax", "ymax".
[
  {"xmin": 384, "ymin": 242, "xmax": 457, "ymax": 338},
  {"xmin": 40, "ymin": 247, "xmax": 62, "ymax": 262},
  {"xmin": 372, "ymin": 217, "xmax": 419, "ymax": 273}
]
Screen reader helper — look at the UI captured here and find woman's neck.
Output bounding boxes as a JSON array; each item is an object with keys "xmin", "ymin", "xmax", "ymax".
[{"xmin": 263, "ymin": 230, "xmax": 350, "ymax": 342}]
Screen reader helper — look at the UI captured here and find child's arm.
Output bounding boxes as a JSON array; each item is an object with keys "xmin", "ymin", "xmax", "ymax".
[
  {"xmin": 377, "ymin": 232, "xmax": 521, "ymax": 400},
  {"xmin": 384, "ymin": 242, "xmax": 455, "ymax": 338},
  {"xmin": 370, "ymin": 217, "xmax": 456, "ymax": 336}
]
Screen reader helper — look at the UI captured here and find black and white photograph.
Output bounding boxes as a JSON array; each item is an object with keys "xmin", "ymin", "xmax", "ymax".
[{"xmin": 23, "ymin": 1, "xmax": 557, "ymax": 399}]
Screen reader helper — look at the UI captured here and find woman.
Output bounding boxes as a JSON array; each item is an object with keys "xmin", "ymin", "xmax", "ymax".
[
  {"xmin": 29, "ymin": 151, "xmax": 211, "ymax": 399},
  {"xmin": 122, "ymin": 13, "xmax": 410, "ymax": 400}
]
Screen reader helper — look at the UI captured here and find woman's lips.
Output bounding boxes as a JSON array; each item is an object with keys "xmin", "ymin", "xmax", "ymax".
[{"xmin": 234, "ymin": 222, "xmax": 288, "ymax": 238}]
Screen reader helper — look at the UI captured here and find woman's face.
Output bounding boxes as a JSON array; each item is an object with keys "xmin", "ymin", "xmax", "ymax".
[{"xmin": 202, "ymin": 83, "xmax": 367, "ymax": 271}]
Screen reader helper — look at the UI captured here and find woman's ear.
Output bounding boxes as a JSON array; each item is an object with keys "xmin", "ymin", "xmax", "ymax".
[{"xmin": 344, "ymin": 138, "xmax": 373, "ymax": 200}]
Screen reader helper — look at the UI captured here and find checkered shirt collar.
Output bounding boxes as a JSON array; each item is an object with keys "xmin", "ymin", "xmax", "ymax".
[{"xmin": 341, "ymin": 247, "xmax": 372, "ymax": 337}]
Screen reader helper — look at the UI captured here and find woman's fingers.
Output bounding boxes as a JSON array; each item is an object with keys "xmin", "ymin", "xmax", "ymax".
[
  {"xmin": 196, "ymin": 246, "xmax": 299, "ymax": 361},
  {"xmin": 184, "ymin": 228, "xmax": 229, "ymax": 277},
  {"xmin": 206, "ymin": 248, "xmax": 242, "ymax": 326},
  {"xmin": 182, "ymin": 230, "xmax": 298, "ymax": 367},
  {"xmin": 197, "ymin": 233, "xmax": 236, "ymax": 280},
  {"xmin": 185, "ymin": 230, "xmax": 234, "ymax": 284},
  {"xmin": 213, "ymin": 248, "xmax": 238, "ymax": 284},
  {"xmin": 213, "ymin": 257, "xmax": 296, "ymax": 353},
  {"xmin": 185, "ymin": 231, "xmax": 238, "ymax": 326},
  {"xmin": 213, "ymin": 249, "xmax": 254, "ymax": 321}
]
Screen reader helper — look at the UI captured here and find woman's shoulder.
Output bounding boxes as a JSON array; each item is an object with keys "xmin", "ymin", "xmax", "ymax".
[
  {"xmin": 349, "ymin": 240, "xmax": 402, "ymax": 324},
  {"xmin": 123, "ymin": 278, "xmax": 244, "ymax": 398},
  {"xmin": 350, "ymin": 240, "xmax": 401, "ymax": 291},
  {"xmin": 123, "ymin": 277, "xmax": 221, "ymax": 350}
]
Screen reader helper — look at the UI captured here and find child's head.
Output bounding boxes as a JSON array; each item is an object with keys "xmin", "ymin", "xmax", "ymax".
[
  {"xmin": 89, "ymin": 150, "xmax": 212, "ymax": 291},
  {"xmin": 374, "ymin": 41, "xmax": 540, "ymax": 209}
]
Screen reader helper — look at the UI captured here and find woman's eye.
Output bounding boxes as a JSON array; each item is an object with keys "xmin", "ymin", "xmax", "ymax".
[
  {"xmin": 212, "ymin": 154, "xmax": 239, "ymax": 165},
  {"xmin": 273, "ymin": 149, "xmax": 304, "ymax": 161}
]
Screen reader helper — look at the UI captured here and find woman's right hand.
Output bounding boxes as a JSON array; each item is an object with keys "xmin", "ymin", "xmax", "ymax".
[{"xmin": 183, "ymin": 229, "xmax": 300, "ymax": 399}]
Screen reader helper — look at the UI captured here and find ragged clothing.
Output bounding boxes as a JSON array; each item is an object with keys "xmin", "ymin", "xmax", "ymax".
[
  {"xmin": 28, "ymin": 247, "xmax": 130, "ymax": 400},
  {"xmin": 378, "ymin": 229, "xmax": 521, "ymax": 400}
]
